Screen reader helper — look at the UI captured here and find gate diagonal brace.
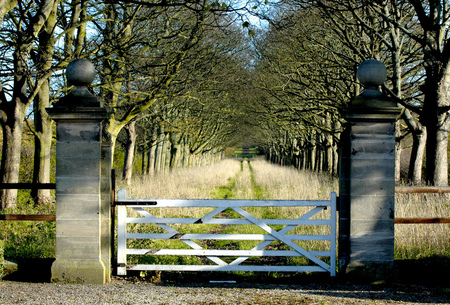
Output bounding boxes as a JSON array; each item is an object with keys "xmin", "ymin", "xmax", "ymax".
[
  {"xmin": 137, "ymin": 209, "xmax": 228, "ymax": 266},
  {"xmin": 229, "ymin": 206, "xmax": 327, "ymax": 266},
  {"xmin": 229, "ymin": 218, "xmax": 304, "ymax": 266},
  {"xmin": 231, "ymin": 207, "xmax": 331, "ymax": 271},
  {"xmin": 170, "ymin": 233, "xmax": 184, "ymax": 239}
]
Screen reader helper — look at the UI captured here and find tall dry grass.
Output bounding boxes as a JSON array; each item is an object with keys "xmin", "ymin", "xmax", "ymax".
[
  {"xmin": 122, "ymin": 158, "xmax": 338, "ymax": 267},
  {"xmin": 121, "ymin": 158, "xmax": 450, "ymax": 262},
  {"xmin": 395, "ymin": 193, "xmax": 450, "ymax": 259},
  {"xmin": 120, "ymin": 158, "xmax": 338, "ymax": 201},
  {"xmin": 120, "ymin": 159, "xmax": 241, "ymax": 199},
  {"xmin": 248, "ymin": 159, "xmax": 338, "ymax": 200}
]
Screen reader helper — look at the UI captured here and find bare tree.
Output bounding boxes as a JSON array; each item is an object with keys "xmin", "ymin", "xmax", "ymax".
[{"xmin": 0, "ymin": 0, "xmax": 58, "ymax": 209}]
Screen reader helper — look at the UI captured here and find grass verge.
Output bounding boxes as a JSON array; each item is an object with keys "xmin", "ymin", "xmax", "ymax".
[
  {"xmin": 1, "ymin": 202, "xmax": 55, "ymax": 259},
  {"xmin": 0, "ymin": 239, "xmax": 4, "ymax": 278}
]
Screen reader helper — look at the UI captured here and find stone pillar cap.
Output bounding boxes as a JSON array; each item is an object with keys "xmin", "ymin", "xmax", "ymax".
[{"xmin": 351, "ymin": 59, "xmax": 398, "ymax": 108}]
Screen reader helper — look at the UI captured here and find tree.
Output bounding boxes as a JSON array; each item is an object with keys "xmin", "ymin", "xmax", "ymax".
[
  {"xmin": 252, "ymin": 7, "xmax": 352, "ymax": 174},
  {"xmin": 0, "ymin": 0, "xmax": 58, "ymax": 209},
  {"xmin": 296, "ymin": 0, "xmax": 450, "ymax": 185},
  {"xmin": 373, "ymin": 0, "xmax": 450, "ymax": 185},
  {"xmin": 95, "ymin": 1, "xmax": 254, "ymax": 179}
]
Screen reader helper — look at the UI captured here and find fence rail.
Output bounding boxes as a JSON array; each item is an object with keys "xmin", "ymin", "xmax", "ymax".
[
  {"xmin": 0, "ymin": 214, "xmax": 55, "ymax": 221},
  {"xmin": 394, "ymin": 186, "xmax": 450, "ymax": 224},
  {"xmin": 0, "ymin": 183, "xmax": 56, "ymax": 190},
  {"xmin": 0, "ymin": 182, "xmax": 56, "ymax": 221},
  {"xmin": 395, "ymin": 217, "xmax": 450, "ymax": 224},
  {"xmin": 116, "ymin": 189, "xmax": 337, "ymax": 277},
  {"xmin": 395, "ymin": 186, "xmax": 450, "ymax": 194}
]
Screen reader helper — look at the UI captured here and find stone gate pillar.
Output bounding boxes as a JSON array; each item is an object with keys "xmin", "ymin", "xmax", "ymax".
[
  {"xmin": 47, "ymin": 59, "xmax": 112, "ymax": 284},
  {"xmin": 339, "ymin": 60, "xmax": 401, "ymax": 281}
]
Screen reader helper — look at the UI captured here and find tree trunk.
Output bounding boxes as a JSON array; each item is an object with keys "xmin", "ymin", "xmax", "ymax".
[
  {"xmin": 32, "ymin": 80, "xmax": 53, "ymax": 205},
  {"xmin": 123, "ymin": 121, "xmax": 137, "ymax": 185},
  {"xmin": 408, "ymin": 126, "xmax": 426, "ymax": 185},
  {"xmin": 169, "ymin": 131, "xmax": 182, "ymax": 169},
  {"xmin": 163, "ymin": 132, "xmax": 171, "ymax": 172},
  {"xmin": 32, "ymin": 0, "xmax": 58, "ymax": 205},
  {"xmin": 146, "ymin": 130, "xmax": 157, "ymax": 175},
  {"xmin": 422, "ymin": 66, "xmax": 450, "ymax": 186},
  {"xmin": 0, "ymin": 106, "xmax": 24, "ymax": 209},
  {"xmin": 154, "ymin": 125, "xmax": 165, "ymax": 173},
  {"xmin": 1, "ymin": 49, "xmax": 29, "ymax": 209}
]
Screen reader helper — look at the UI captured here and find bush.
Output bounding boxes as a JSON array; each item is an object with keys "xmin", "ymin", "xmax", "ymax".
[{"xmin": 0, "ymin": 239, "xmax": 5, "ymax": 278}]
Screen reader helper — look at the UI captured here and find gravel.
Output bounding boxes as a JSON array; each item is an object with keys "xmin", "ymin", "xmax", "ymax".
[{"xmin": 1, "ymin": 277, "xmax": 449, "ymax": 305}]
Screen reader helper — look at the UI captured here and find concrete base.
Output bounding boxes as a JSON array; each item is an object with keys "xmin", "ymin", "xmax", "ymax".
[
  {"xmin": 345, "ymin": 261, "xmax": 398, "ymax": 284},
  {"xmin": 51, "ymin": 259, "xmax": 108, "ymax": 284}
]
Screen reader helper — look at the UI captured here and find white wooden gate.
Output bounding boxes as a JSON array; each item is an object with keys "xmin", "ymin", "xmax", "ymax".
[{"xmin": 116, "ymin": 190, "xmax": 337, "ymax": 276}]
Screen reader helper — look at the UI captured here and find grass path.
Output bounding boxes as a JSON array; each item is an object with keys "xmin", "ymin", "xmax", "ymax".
[
  {"xmin": 247, "ymin": 161, "xmax": 270, "ymax": 200},
  {"xmin": 210, "ymin": 160, "xmax": 271, "ymax": 200}
]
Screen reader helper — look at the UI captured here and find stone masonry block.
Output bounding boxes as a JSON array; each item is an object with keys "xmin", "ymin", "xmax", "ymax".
[
  {"xmin": 351, "ymin": 139, "xmax": 395, "ymax": 155},
  {"xmin": 56, "ymin": 157, "xmax": 100, "ymax": 177},
  {"xmin": 350, "ymin": 235, "xmax": 394, "ymax": 262},
  {"xmin": 56, "ymin": 194, "xmax": 101, "ymax": 219},
  {"xmin": 350, "ymin": 159, "xmax": 395, "ymax": 179},
  {"xmin": 56, "ymin": 236, "xmax": 101, "ymax": 259},
  {"xmin": 57, "ymin": 121, "xmax": 101, "ymax": 142},
  {"xmin": 56, "ymin": 142, "xmax": 101, "ymax": 160},
  {"xmin": 350, "ymin": 179, "xmax": 395, "ymax": 196},
  {"xmin": 350, "ymin": 195, "xmax": 394, "ymax": 220},
  {"xmin": 51, "ymin": 258, "xmax": 107, "ymax": 284},
  {"xmin": 56, "ymin": 177, "xmax": 100, "ymax": 195},
  {"xmin": 350, "ymin": 219, "xmax": 394, "ymax": 236},
  {"xmin": 351, "ymin": 122, "xmax": 395, "ymax": 135},
  {"xmin": 56, "ymin": 219, "xmax": 101, "ymax": 237}
]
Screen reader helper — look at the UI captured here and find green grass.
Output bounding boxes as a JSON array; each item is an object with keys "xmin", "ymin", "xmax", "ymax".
[
  {"xmin": 1, "ymin": 201, "xmax": 56, "ymax": 259},
  {"xmin": 0, "ymin": 239, "xmax": 5, "ymax": 278}
]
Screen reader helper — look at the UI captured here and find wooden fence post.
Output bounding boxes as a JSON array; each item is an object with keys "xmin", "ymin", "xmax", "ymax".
[
  {"xmin": 47, "ymin": 59, "xmax": 112, "ymax": 284},
  {"xmin": 339, "ymin": 59, "xmax": 401, "ymax": 281}
]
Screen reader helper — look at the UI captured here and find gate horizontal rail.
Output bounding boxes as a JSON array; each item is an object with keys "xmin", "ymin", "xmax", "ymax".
[{"xmin": 116, "ymin": 189, "xmax": 337, "ymax": 277}]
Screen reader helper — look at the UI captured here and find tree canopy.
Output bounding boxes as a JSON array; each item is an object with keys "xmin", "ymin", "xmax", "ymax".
[{"xmin": 1, "ymin": 0, "xmax": 450, "ymax": 209}]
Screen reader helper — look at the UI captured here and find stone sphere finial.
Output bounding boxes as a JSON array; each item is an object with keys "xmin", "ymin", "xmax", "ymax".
[
  {"xmin": 56, "ymin": 59, "xmax": 101, "ymax": 107},
  {"xmin": 66, "ymin": 59, "xmax": 96, "ymax": 86},
  {"xmin": 356, "ymin": 59, "xmax": 387, "ymax": 88}
]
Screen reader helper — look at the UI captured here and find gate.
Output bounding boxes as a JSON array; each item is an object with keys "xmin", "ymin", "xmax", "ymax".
[{"xmin": 116, "ymin": 190, "xmax": 337, "ymax": 276}]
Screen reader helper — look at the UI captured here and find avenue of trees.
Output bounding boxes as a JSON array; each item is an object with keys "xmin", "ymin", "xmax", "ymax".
[
  {"xmin": 1, "ymin": 0, "xmax": 450, "ymax": 210},
  {"xmin": 255, "ymin": 0, "xmax": 450, "ymax": 187}
]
